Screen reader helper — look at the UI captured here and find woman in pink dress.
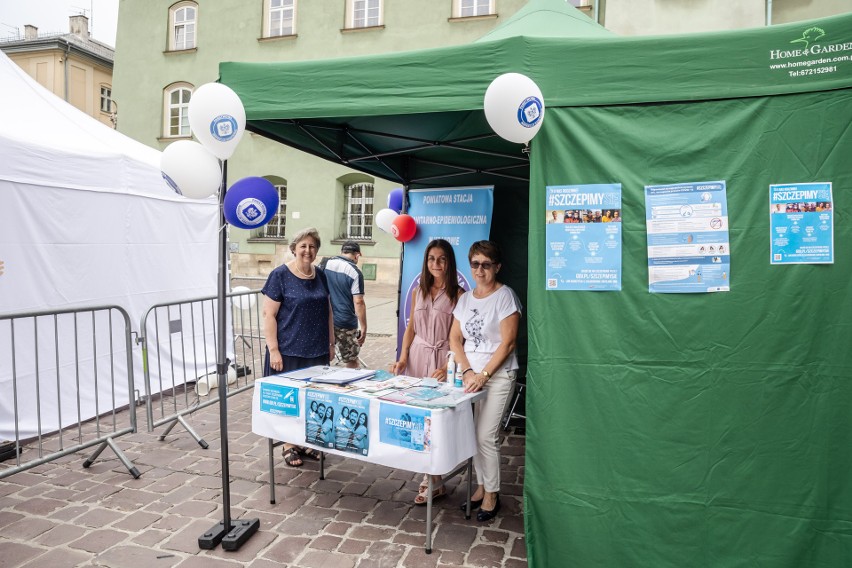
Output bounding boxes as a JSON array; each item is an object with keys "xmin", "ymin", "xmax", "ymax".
[{"xmin": 392, "ymin": 239, "xmax": 462, "ymax": 505}]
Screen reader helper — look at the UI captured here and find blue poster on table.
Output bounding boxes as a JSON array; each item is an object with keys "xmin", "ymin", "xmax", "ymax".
[
  {"xmin": 397, "ymin": 186, "xmax": 493, "ymax": 355},
  {"xmin": 545, "ymin": 184, "xmax": 622, "ymax": 291},
  {"xmin": 378, "ymin": 403, "xmax": 432, "ymax": 453},
  {"xmin": 305, "ymin": 390, "xmax": 336, "ymax": 449},
  {"xmin": 769, "ymin": 182, "xmax": 834, "ymax": 265},
  {"xmin": 258, "ymin": 383, "xmax": 299, "ymax": 417},
  {"xmin": 645, "ymin": 180, "xmax": 731, "ymax": 294},
  {"xmin": 334, "ymin": 394, "xmax": 370, "ymax": 456}
]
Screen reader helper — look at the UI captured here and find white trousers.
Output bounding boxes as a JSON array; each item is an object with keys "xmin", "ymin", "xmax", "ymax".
[{"xmin": 473, "ymin": 369, "xmax": 516, "ymax": 493}]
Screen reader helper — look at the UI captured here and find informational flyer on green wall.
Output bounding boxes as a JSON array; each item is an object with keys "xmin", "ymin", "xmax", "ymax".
[
  {"xmin": 545, "ymin": 183, "xmax": 622, "ymax": 291},
  {"xmin": 645, "ymin": 180, "xmax": 730, "ymax": 293},
  {"xmin": 769, "ymin": 182, "xmax": 834, "ymax": 265}
]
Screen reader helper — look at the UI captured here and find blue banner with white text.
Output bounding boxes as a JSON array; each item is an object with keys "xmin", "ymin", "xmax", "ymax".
[{"xmin": 397, "ymin": 186, "xmax": 494, "ymax": 355}]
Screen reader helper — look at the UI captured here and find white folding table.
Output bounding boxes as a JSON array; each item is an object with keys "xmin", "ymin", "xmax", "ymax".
[{"xmin": 251, "ymin": 375, "xmax": 485, "ymax": 553}]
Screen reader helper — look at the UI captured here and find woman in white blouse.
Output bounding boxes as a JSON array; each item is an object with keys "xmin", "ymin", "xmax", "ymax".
[{"xmin": 449, "ymin": 240, "xmax": 521, "ymax": 523}]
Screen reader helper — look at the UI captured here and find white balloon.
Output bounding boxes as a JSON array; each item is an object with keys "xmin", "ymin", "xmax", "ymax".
[
  {"xmin": 483, "ymin": 73, "xmax": 546, "ymax": 144},
  {"xmin": 231, "ymin": 286, "xmax": 256, "ymax": 311},
  {"xmin": 160, "ymin": 140, "xmax": 221, "ymax": 199},
  {"xmin": 188, "ymin": 82, "xmax": 246, "ymax": 160},
  {"xmin": 375, "ymin": 208, "xmax": 399, "ymax": 234}
]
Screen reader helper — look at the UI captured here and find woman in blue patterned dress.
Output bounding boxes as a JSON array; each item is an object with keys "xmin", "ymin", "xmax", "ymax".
[{"xmin": 262, "ymin": 227, "xmax": 335, "ymax": 467}]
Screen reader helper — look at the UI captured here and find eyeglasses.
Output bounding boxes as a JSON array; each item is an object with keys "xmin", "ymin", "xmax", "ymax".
[{"xmin": 470, "ymin": 261, "xmax": 495, "ymax": 270}]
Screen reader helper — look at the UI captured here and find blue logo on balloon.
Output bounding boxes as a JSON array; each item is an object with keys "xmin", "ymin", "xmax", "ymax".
[
  {"xmin": 236, "ymin": 198, "xmax": 266, "ymax": 226},
  {"xmin": 517, "ymin": 96, "xmax": 542, "ymax": 128},
  {"xmin": 210, "ymin": 115, "xmax": 238, "ymax": 142},
  {"xmin": 162, "ymin": 172, "xmax": 182, "ymax": 195}
]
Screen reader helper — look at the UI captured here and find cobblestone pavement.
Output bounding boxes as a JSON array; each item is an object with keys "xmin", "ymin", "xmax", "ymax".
[{"xmin": 0, "ymin": 281, "xmax": 527, "ymax": 567}]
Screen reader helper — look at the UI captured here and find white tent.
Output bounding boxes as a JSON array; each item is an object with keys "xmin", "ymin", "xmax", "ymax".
[{"xmin": 0, "ymin": 51, "xmax": 220, "ymax": 441}]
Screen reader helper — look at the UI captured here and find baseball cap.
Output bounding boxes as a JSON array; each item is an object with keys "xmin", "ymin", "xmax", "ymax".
[{"xmin": 341, "ymin": 241, "xmax": 361, "ymax": 254}]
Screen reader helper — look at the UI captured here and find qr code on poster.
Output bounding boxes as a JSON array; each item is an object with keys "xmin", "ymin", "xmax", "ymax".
[
  {"xmin": 773, "ymin": 254, "xmax": 782, "ymax": 261},
  {"xmin": 547, "ymin": 278, "xmax": 557, "ymax": 288}
]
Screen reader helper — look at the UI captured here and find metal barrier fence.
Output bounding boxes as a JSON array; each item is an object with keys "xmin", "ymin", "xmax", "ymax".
[
  {"xmin": 138, "ymin": 289, "xmax": 265, "ymax": 447},
  {"xmin": 0, "ymin": 305, "xmax": 139, "ymax": 480}
]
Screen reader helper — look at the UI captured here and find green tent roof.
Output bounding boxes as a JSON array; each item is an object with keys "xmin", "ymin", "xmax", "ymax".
[
  {"xmin": 220, "ymin": 3, "xmax": 852, "ymax": 187},
  {"xmin": 474, "ymin": 0, "xmax": 613, "ymax": 42}
]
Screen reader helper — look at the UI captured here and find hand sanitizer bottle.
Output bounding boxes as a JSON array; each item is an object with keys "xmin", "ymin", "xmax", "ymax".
[
  {"xmin": 454, "ymin": 363, "xmax": 463, "ymax": 388},
  {"xmin": 447, "ymin": 351, "xmax": 457, "ymax": 386}
]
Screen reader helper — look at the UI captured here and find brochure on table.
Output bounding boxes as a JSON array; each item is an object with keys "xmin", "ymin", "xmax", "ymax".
[{"xmin": 252, "ymin": 373, "xmax": 484, "ymax": 474}]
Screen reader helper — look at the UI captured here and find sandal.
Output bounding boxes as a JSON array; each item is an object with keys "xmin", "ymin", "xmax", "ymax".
[
  {"xmin": 282, "ymin": 446, "xmax": 303, "ymax": 467},
  {"xmin": 300, "ymin": 447, "xmax": 322, "ymax": 461},
  {"xmin": 414, "ymin": 484, "xmax": 446, "ymax": 506},
  {"xmin": 418, "ymin": 474, "xmax": 430, "ymax": 493}
]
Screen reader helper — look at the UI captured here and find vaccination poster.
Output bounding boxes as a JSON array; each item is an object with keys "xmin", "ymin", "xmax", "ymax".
[
  {"xmin": 305, "ymin": 390, "xmax": 336, "ymax": 450},
  {"xmin": 397, "ymin": 186, "xmax": 493, "ymax": 354},
  {"xmin": 769, "ymin": 182, "xmax": 834, "ymax": 265},
  {"xmin": 645, "ymin": 180, "xmax": 731, "ymax": 293},
  {"xmin": 545, "ymin": 183, "xmax": 622, "ymax": 291},
  {"xmin": 334, "ymin": 394, "xmax": 370, "ymax": 456},
  {"xmin": 378, "ymin": 403, "xmax": 431, "ymax": 453},
  {"xmin": 258, "ymin": 382, "xmax": 299, "ymax": 417}
]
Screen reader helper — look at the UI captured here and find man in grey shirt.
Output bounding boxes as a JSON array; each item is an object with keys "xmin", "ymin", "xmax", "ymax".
[{"xmin": 322, "ymin": 241, "xmax": 367, "ymax": 368}]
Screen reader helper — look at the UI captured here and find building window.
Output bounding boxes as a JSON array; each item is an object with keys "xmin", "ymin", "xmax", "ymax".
[
  {"xmin": 265, "ymin": 0, "xmax": 296, "ymax": 37},
  {"xmin": 455, "ymin": 0, "xmax": 493, "ymax": 17},
  {"xmin": 260, "ymin": 184, "xmax": 288, "ymax": 237},
  {"xmin": 100, "ymin": 85, "xmax": 112, "ymax": 113},
  {"xmin": 163, "ymin": 83, "xmax": 193, "ymax": 137},
  {"xmin": 346, "ymin": 0, "xmax": 382, "ymax": 29},
  {"xmin": 169, "ymin": 2, "xmax": 197, "ymax": 51},
  {"xmin": 345, "ymin": 182, "xmax": 374, "ymax": 239}
]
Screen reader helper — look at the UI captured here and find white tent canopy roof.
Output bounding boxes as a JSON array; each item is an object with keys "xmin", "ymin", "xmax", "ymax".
[{"xmin": 0, "ymin": 51, "xmax": 179, "ymax": 198}]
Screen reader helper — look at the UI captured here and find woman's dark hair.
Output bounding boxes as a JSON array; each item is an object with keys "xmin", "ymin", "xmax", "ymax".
[
  {"xmin": 358, "ymin": 412, "xmax": 368, "ymax": 427},
  {"xmin": 419, "ymin": 239, "xmax": 461, "ymax": 305},
  {"xmin": 468, "ymin": 240, "xmax": 502, "ymax": 265},
  {"xmin": 324, "ymin": 406, "xmax": 334, "ymax": 420}
]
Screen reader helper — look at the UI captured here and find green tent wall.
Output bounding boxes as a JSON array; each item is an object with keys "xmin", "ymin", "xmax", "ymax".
[
  {"xmin": 528, "ymin": 92, "xmax": 852, "ymax": 567},
  {"xmin": 221, "ymin": 2, "xmax": 852, "ymax": 564}
]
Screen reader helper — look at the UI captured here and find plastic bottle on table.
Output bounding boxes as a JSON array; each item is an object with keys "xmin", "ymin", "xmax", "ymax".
[{"xmin": 447, "ymin": 351, "xmax": 457, "ymax": 387}]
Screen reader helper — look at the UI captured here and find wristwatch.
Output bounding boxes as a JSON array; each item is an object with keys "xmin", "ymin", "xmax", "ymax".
[{"xmin": 481, "ymin": 370, "xmax": 491, "ymax": 379}]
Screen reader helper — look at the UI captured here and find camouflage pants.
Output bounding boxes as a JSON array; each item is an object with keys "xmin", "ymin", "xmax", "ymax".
[{"xmin": 334, "ymin": 327, "xmax": 361, "ymax": 363}]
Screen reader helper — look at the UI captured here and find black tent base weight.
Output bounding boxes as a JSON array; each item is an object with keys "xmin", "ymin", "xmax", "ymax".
[{"xmin": 198, "ymin": 518, "xmax": 260, "ymax": 551}]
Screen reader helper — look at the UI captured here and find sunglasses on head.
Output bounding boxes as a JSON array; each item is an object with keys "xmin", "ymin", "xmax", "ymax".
[{"xmin": 470, "ymin": 261, "xmax": 495, "ymax": 270}]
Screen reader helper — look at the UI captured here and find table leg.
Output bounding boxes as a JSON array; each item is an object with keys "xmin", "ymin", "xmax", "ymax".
[
  {"xmin": 425, "ymin": 475, "xmax": 433, "ymax": 554},
  {"xmin": 268, "ymin": 438, "xmax": 276, "ymax": 504},
  {"xmin": 465, "ymin": 458, "xmax": 473, "ymax": 520},
  {"xmin": 320, "ymin": 451, "xmax": 325, "ymax": 480}
]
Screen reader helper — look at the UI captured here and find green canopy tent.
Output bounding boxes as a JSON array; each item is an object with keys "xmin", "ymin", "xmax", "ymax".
[{"xmin": 221, "ymin": 1, "xmax": 852, "ymax": 564}]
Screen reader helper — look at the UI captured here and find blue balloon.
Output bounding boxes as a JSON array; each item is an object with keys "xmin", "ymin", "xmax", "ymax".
[
  {"xmin": 387, "ymin": 188, "xmax": 404, "ymax": 213},
  {"xmin": 223, "ymin": 177, "xmax": 279, "ymax": 229}
]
